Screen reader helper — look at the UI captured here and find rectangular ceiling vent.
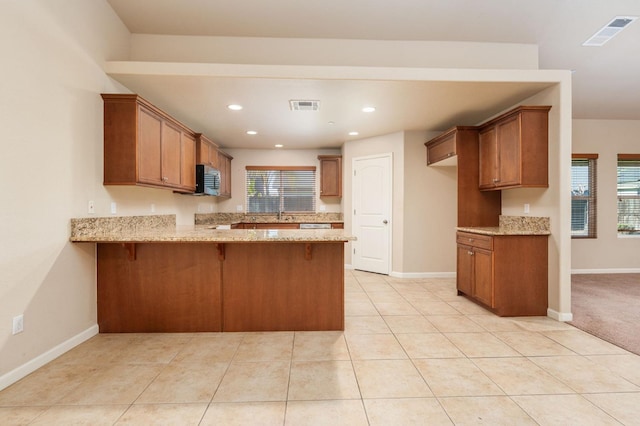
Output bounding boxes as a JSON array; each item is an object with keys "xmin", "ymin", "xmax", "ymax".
[
  {"xmin": 289, "ymin": 100, "xmax": 320, "ymax": 111},
  {"xmin": 583, "ymin": 16, "xmax": 638, "ymax": 46}
]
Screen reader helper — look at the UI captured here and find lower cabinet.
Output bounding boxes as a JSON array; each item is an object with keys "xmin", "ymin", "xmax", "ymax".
[
  {"xmin": 456, "ymin": 231, "xmax": 548, "ymax": 316},
  {"xmin": 96, "ymin": 241, "xmax": 345, "ymax": 332}
]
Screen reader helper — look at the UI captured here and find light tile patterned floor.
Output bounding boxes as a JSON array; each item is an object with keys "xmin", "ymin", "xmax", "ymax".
[{"xmin": 1, "ymin": 270, "xmax": 640, "ymax": 425}]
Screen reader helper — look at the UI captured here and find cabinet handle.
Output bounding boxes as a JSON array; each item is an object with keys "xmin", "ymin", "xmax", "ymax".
[
  {"xmin": 492, "ymin": 178, "xmax": 499, "ymax": 183},
  {"xmin": 468, "ymin": 251, "xmax": 474, "ymax": 256}
]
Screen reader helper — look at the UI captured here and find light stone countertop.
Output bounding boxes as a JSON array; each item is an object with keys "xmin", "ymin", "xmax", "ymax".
[{"xmin": 70, "ymin": 215, "xmax": 354, "ymax": 243}]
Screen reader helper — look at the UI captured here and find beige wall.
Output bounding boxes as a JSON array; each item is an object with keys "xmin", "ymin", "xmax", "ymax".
[
  {"xmin": 217, "ymin": 148, "xmax": 343, "ymax": 214},
  {"xmin": 0, "ymin": 0, "xmax": 131, "ymax": 385},
  {"xmin": 572, "ymin": 119, "xmax": 640, "ymax": 272},
  {"xmin": 402, "ymin": 131, "xmax": 458, "ymax": 275},
  {"xmin": 130, "ymin": 35, "xmax": 539, "ymax": 70}
]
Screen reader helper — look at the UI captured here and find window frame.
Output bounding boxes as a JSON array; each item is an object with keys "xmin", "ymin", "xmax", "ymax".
[
  {"xmin": 571, "ymin": 153, "xmax": 598, "ymax": 239},
  {"xmin": 617, "ymin": 154, "xmax": 640, "ymax": 237},
  {"xmin": 245, "ymin": 165, "xmax": 317, "ymax": 214}
]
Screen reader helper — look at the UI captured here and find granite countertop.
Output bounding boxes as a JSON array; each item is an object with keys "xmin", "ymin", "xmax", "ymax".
[
  {"xmin": 457, "ymin": 215, "xmax": 551, "ymax": 236},
  {"xmin": 70, "ymin": 215, "xmax": 355, "ymax": 243},
  {"xmin": 194, "ymin": 212, "xmax": 343, "ymax": 225}
]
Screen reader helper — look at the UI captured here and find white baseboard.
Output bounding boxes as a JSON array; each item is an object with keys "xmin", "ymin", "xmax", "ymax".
[
  {"xmin": 547, "ymin": 308, "xmax": 573, "ymax": 322},
  {"xmin": 389, "ymin": 271, "xmax": 456, "ymax": 279},
  {"xmin": 572, "ymin": 268, "xmax": 640, "ymax": 274},
  {"xmin": 344, "ymin": 263, "xmax": 354, "ymax": 270},
  {"xmin": 0, "ymin": 325, "xmax": 99, "ymax": 391}
]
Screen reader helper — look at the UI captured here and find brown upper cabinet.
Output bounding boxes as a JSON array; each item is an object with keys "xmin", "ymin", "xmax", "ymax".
[
  {"xmin": 102, "ymin": 94, "xmax": 196, "ymax": 193},
  {"xmin": 425, "ymin": 129, "xmax": 461, "ymax": 166},
  {"xmin": 318, "ymin": 155, "xmax": 342, "ymax": 197},
  {"xmin": 195, "ymin": 133, "xmax": 219, "ymax": 169},
  {"xmin": 217, "ymin": 149, "xmax": 233, "ymax": 197},
  {"xmin": 478, "ymin": 105, "xmax": 551, "ymax": 191}
]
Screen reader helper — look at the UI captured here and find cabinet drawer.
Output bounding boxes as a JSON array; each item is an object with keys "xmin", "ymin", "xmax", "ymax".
[{"xmin": 456, "ymin": 232, "xmax": 493, "ymax": 250}]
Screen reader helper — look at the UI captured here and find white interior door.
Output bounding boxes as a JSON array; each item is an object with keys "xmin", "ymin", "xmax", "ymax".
[{"xmin": 352, "ymin": 153, "xmax": 392, "ymax": 274}]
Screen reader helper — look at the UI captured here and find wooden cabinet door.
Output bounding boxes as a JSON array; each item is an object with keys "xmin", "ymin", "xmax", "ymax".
[
  {"xmin": 138, "ymin": 106, "xmax": 163, "ymax": 185},
  {"xmin": 318, "ymin": 156, "xmax": 342, "ymax": 197},
  {"xmin": 161, "ymin": 121, "xmax": 182, "ymax": 186},
  {"xmin": 495, "ymin": 115, "xmax": 521, "ymax": 187},
  {"xmin": 196, "ymin": 138, "xmax": 210, "ymax": 165},
  {"xmin": 478, "ymin": 127, "xmax": 497, "ymax": 189},
  {"xmin": 196, "ymin": 134, "xmax": 219, "ymax": 168},
  {"xmin": 218, "ymin": 151, "xmax": 232, "ymax": 197},
  {"xmin": 181, "ymin": 132, "xmax": 196, "ymax": 190},
  {"xmin": 456, "ymin": 244, "xmax": 473, "ymax": 295},
  {"xmin": 209, "ymin": 145, "xmax": 220, "ymax": 169},
  {"xmin": 473, "ymin": 248, "xmax": 494, "ymax": 307}
]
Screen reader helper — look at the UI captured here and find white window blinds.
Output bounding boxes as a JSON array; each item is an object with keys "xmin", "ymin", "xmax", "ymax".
[
  {"xmin": 571, "ymin": 154, "xmax": 597, "ymax": 238},
  {"xmin": 246, "ymin": 166, "xmax": 316, "ymax": 213},
  {"xmin": 617, "ymin": 155, "xmax": 640, "ymax": 235}
]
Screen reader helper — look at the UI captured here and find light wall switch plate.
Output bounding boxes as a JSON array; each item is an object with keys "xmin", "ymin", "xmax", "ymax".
[
  {"xmin": 110, "ymin": 202, "xmax": 117, "ymax": 214},
  {"xmin": 524, "ymin": 203, "xmax": 530, "ymax": 214},
  {"xmin": 88, "ymin": 200, "xmax": 95, "ymax": 214},
  {"xmin": 236, "ymin": 205, "xmax": 243, "ymax": 212},
  {"xmin": 12, "ymin": 315, "xmax": 24, "ymax": 335}
]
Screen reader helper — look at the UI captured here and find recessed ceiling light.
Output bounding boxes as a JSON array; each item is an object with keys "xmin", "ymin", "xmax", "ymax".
[
  {"xmin": 246, "ymin": 130, "xmax": 257, "ymax": 135},
  {"xmin": 348, "ymin": 131, "xmax": 359, "ymax": 136},
  {"xmin": 227, "ymin": 104, "xmax": 243, "ymax": 111},
  {"xmin": 582, "ymin": 16, "xmax": 638, "ymax": 46},
  {"xmin": 275, "ymin": 144, "xmax": 284, "ymax": 148},
  {"xmin": 328, "ymin": 121, "xmax": 335, "ymax": 125},
  {"xmin": 362, "ymin": 106, "xmax": 376, "ymax": 113}
]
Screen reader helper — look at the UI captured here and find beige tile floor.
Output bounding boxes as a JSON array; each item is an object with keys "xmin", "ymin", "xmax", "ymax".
[{"xmin": 2, "ymin": 270, "xmax": 640, "ymax": 425}]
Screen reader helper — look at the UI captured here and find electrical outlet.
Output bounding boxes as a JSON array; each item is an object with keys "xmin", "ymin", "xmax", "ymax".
[
  {"xmin": 150, "ymin": 203, "xmax": 156, "ymax": 213},
  {"xmin": 88, "ymin": 200, "xmax": 95, "ymax": 214},
  {"xmin": 236, "ymin": 205, "xmax": 243, "ymax": 212},
  {"xmin": 110, "ymin": 202, "xmax": 117, "ymax": 214},
  {"xmin": 524, "ymin": 203, "xmax": 530, "ymax": 214},
  {"xmin": 12, "ymin": 315, "xmax": 24, "ymax": 335}
]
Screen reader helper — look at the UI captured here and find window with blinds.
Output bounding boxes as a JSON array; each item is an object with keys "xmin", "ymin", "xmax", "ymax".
[
  {"xmin": 246, "ymin": 166, "xmax": 316, "ymax": 213},
  {"xmin": 571, "ymin": 154, "xmax": 597, "ymax": 238},
  {"xmin": 617, "ymin": 155, "xmax": 640, "ymax": 235}
]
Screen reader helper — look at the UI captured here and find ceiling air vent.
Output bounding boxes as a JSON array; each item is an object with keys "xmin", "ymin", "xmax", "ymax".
[
  {"xmin": 289, "ymin": 100, "xmax": 320, "ymax": 111},
  {"xmin": 583, "ymin": 16, "xmax": 638, "ymax": 46}
]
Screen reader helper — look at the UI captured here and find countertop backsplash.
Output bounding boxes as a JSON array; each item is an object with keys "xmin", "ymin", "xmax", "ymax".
[
  {"xmin": 195, "ymin": 212, "xmax": 343, "ymax": 225},
  {"xmin": 71, "ymin": 214, "xmax": 176, "ymax": 239},
  {"xmin": 457, "ymin": 215, "xmax": 551, "ymax": 236},
  {"xmin": 499, "ymin": 215, "xmax": 550, "ymax": 233}
]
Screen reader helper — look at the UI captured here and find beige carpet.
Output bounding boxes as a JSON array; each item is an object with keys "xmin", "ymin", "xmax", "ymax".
[{"xmin": 570, "ymin": 273, "xmax": 640, "ymax": 355}]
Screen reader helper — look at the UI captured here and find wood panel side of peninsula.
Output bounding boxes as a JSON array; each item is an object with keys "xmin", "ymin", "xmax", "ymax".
[{"xmin": 96, "ymin": 241, "xmax": 345, "ymax": 332}]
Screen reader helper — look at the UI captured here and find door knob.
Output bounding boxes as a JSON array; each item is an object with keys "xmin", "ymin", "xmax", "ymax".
[{"xmin": 383, "ymin": 220, "xmax": 388, "ymax": 224}]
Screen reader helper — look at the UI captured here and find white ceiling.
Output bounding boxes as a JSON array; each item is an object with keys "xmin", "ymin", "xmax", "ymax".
[{"xmin": 106, "ymin": 0, "xmax": 640, "ymax": 149}]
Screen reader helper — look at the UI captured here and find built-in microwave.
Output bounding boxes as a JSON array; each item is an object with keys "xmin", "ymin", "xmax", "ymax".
[{"xmin": 195, "ymin": 164, "xmax": 220, "ymax": 196}]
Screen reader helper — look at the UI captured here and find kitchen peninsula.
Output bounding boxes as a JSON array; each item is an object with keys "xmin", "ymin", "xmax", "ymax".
[{"xmin": 70, "ymin": 215, "xmax": 354, "ymax": 333}]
